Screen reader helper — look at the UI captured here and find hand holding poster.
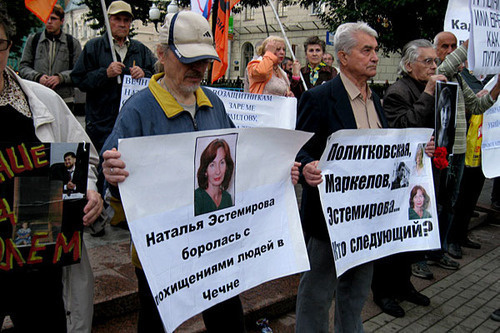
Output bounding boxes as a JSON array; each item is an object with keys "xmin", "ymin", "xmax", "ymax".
[
  {"xmin": 317, "ymin": 129, "xmax": 440, "ymax": 277},
  {"xmin": 117, "ymin": 128, "xmax": 312, "ymax": 332},
  {"xmin": 468, "ymin": 0, "xmax": 500, "ymax": 77}
]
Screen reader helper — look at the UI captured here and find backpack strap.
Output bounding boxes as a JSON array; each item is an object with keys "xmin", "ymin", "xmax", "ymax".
[
  {"xmin": 66, "ymin": 34, "xmax": 74, "ymax": 67},
  {"xmin": 30, "ymin": 32, "xmax": 42, "ymax": 60}
]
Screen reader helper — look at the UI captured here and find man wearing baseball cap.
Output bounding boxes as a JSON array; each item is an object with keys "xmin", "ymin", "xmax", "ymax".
[
  {"xmin": 100, "ymin": 11, "xmax": 245, "ymax": 332},
  {"xmin": 71, "ymin": 0, "xmax": 156, "ymax": 153}
]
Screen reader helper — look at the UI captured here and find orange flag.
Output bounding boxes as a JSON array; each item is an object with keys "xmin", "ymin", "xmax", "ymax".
[
  {"xmin": 211, "ymin": 0, "xmax": 239, "ymax": 83},
  {"xmin": 25, "ymin": 0, "xmax": 58, "ymax": 23}
]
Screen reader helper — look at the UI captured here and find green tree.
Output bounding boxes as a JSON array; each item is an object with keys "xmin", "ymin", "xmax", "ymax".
[
  {"xmin": 306, "ymin": 0, "xmax": 448, "ymax": 54},
  {"xmin": 1, "ymin": 0, "xmax": 43, "ymax": 58}
]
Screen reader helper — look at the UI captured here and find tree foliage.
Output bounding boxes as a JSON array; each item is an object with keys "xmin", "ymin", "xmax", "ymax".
[
  {"xmin": 1, "ymin": 0, "xmax": 44, "ymax": 58},
  {"xmin": 306, "ymin": 0, "xmax": 448, "ymax": 54}
]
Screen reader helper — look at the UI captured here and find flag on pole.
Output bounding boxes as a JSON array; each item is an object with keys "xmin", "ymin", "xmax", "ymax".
[
  {"xmin": 25, "ymin": 0, "xmax": 58, "ymax": 23},
  {"xmin": 211, "ymin": 0, "xmax": 239, "ymax": 83},
  {"xmin": 191, "ymin": 0, "xmax": 213, "ymax": 19}
]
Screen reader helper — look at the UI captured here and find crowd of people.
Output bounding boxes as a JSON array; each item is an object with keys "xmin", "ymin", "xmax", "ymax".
[{"xmin": 1, "ymin": 0, "xmax": 499, "ymax": 332}]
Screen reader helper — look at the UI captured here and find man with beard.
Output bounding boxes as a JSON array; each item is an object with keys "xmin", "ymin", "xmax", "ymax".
[{"xmin": 100, "ymin": 11, "xmax": 245, "ymax": 333}]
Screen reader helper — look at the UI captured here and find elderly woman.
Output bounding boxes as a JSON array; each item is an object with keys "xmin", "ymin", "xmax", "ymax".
[
  {"xmin": 291, "ymin": 36, "xmax": 338, "ymax": 99},
  {"xmin": 195, "ymin": 138, "xmax": 235, "ymax": 216},
  {"xmin": 0, "ymin": 8, "xmax": 102, "ymax": 332},
  {"xmin": 246, "ymin": 36, "xmax": 298, "ymax": 96}
]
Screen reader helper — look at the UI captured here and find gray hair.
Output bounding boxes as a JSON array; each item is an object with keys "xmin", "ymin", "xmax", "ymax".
[
  {"xmin": 399, "ymin": 39, "xmax": 433, "ymax": 75},
  {"xmin": 333, "ymin": 22, "xmax": 378, "ymax": 55},
  {"xmin": 433, "ymin": 31, "xmax": 456, "ymax": 48}
]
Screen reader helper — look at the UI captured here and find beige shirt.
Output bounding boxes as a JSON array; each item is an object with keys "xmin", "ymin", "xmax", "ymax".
[
  {"xmin": 340, "ymin": 73, "xmax": 381, "ymax": 129},
  {"xmin": 113, "ymin": 38, "xmax": 130, "ymax": 62}
]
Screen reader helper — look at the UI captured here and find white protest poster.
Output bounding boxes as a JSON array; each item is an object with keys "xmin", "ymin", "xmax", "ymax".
[
  {"xmin": 118, "ymin": 128, "xmax": 312, "ymax": 332},
  {"xmin": 317, "ymin": 128, "xmax": 440, "ymax": 277},
  {"xmin": 119, "ymin": 75, "xmax": 150, "ymax": 110},
  {"xmin": 468, "ymin": 0, "xmax": 500, "ymax": 78},
  {"xmin": 444, "ymin": 0, "xmax": 471, "ymax": 45},
  {"xmin": 207, "ymin": 88, "xmax": 297, "ymax": 129},
  {"xmin": 482, "ymin": 75, "xmax": 500, "ymax": 177}
]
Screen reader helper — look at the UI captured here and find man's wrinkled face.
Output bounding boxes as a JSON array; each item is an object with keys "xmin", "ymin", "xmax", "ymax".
[
  {"xmin": 436, "ymin": 32, "xmax": 457, "ymax": 62},
  {"xmin": 46, "ymin": 13, "xmax": 63, "ymax": 35},
  {"xmin": 407, "ymin": 48, "xmax": 438, "ymax": 83},
  {"xmin": 339, "ymin": 32, "xmax": 379, "ymax": 81},
  {"xmin": 323, "ymin": 53, "xmax": 334, "ymax": 66},
  {"xmin": 109, "ymin": 13, "xmax": 132, "ymax": 40},
  {"xmin": 162, "ymin": 48, "xmax": 210, "ymax": 93}
]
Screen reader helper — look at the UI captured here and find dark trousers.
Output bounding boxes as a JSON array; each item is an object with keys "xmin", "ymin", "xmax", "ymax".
[
  {"xmin": 371, "ymin": 252, "xmax": 418, "ymax": 301},
  {"xmin": 448, "ymin": 167, "xmax": 485, "ymax": 244},
  {"xmin": 135, "ymin": 268, "xmax": 246, "ymax": 333},
  {"xmin": 492, "ymin": 177, "xmax": 500, "ymax": 204},
  {"xmin": 0, "ymin": 268, "xmax": 67, "ymax": 332}
]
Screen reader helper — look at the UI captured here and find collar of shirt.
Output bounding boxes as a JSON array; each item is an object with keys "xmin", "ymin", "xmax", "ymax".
[
  {"xmin": 148, "ymin": 73, "xmax": 213, "ymax": 118},
  {"xmin": 0, "ymin": 70, "xmax": 31, "ymax": 118},
  {"xmin": 340, "ymin": 72, "xmax": 372, "ymax": 102}
]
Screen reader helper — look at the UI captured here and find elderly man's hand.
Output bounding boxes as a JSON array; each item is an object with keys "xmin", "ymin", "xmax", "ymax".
[
  {"xmin": 130, "ymin": 66, "xmax": 145, "ymax": 79},
  {"xmin": 102, "ymin": 148, "xmax": 129, "ymax": 187},
  {"xmin": 303, "ymin": 160, "xmax": 322, "ymax": 187},
  {"xmin": 291, "ymin": 162, "xmax": 301, "ymax": 185},
  {"xmin": 292, "ymin": 60, "xmax": 301, "ymax": 76},
  {"xmin": 425, "ymin": 136, "xmax": 435, "ymax": 158},
  {"xmin": 424, "ymin": 75, "xmax": 447, "ymax": 96},
  {"xmin": 107, "ymin": 61, "xmax": 125, "ymax": 78},
  {"xmin": 83, "ymin": 190, "xmax": 103, "ymax": 226}
]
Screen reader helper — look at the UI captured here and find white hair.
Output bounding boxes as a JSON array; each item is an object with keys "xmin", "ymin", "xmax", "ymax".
[{"xmin": 333, "ymin": 22, "xmax": 378, "ymax": 55}]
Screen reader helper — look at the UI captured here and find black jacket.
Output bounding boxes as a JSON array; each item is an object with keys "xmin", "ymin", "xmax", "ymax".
[
  {"xmin": 296, "ymin": 75, "xmax": 388, "ymax": 240},
  {"xmin": 71, "ymin": 34, "xmax": 156, "ymax": 150}
]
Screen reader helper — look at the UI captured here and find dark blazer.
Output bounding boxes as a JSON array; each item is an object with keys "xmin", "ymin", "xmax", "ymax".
[
  {"xmin": 50, "ymin": 163, "xmax": 86, "ymax": 194},
  {"xmin": 296, "ymin": 75, "xmax": 388, "ymax": 240},
  {"xmin": 383, "ymin": 75, "xmax": 435, "ymax": 129}
]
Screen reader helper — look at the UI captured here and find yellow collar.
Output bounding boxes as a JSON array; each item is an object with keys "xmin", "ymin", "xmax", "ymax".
[{"xmin": 149, "ymin": 73, "xmax": 213, "ymax": 118}]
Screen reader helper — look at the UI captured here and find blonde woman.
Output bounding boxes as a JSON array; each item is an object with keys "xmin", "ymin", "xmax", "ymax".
[{"xmin": 246, "ymin": 36, "xmax": 299, "ymax": 96}]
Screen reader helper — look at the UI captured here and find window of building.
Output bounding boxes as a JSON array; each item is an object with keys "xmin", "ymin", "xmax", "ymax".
[
  {"xmin": 277, "ymin": 2, "xmax": 287, "ymax": 17},
  {"xmin": 74, "ymin": 22, "xmax": 79, "ymax": 38},
  {"xmin": 241, "ymin": 42, "xmax": 254, "ymax": 76},
  {"xmin": 310, "ymin": 3, "xmax": 324, "ymax": 15},
  {"xmin": 244, "ymin": 6, "xmax": 255, "ymax": 20}
]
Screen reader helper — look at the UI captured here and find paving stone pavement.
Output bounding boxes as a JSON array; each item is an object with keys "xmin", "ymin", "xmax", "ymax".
[{"xmin": 364, "ymin": 244, "xmax": 500, "ymax": 332}]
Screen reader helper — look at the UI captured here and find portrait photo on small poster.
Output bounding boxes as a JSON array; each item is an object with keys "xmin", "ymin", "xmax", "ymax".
[{"xmin": 435, "ymin": 81, "xmax": 458, "ymax": 152}]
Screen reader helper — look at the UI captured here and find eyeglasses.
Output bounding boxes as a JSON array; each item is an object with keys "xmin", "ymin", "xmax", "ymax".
[
  {"xmin": 415, "ymin": 58, "xmax": 439, "ymax": 66},
  {"xmin": 0, "ymin": 39, "xmax": 11, "ymax": 51}
]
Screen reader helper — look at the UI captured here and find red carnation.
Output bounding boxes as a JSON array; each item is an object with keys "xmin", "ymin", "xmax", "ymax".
[
  {"xmin": 433, "ymin": 157, "xmax": 449, "ymax": 170},
  {"xmin": 434, "ymin": 146, "xmax": 448, "ymax": 159}
]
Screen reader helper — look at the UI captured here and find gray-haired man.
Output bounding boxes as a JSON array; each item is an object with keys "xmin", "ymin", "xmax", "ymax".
[{"xmin": 295, "ymin": 22, "xmax": 386, "ymax": 332}]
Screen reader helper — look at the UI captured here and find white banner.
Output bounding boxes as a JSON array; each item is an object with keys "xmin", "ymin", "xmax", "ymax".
[
  {"xmin": 444, "ymin": 0, "xmax": 471, "ymax": 45},
  {"xmin": 468, "ymin": 0, "xmax": 500, "ymax": 77},
  {"xmin": 482, "ymin": 76, "xmax": 500, "ymax": 177},
  {"xmin": 118, "ymin": 128, "xmax": 311, "ymax": 332},
  {"xmin": 207, "ymin": 88, "xmax": 297, "ymax": 129},
  {"xmin": 119, "ymin": 75, "xmax": 150, "ymax": 110},
  {"xmin": 317, "ymin": 128, "xmax": 440, "ymax": 277}
]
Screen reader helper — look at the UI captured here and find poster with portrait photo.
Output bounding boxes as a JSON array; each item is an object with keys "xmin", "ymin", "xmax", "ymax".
[
  {"xmin": 194, "ymin": 134, "xmax": 237, "ymax": 216},
  {"xmin": 435, "ymin": 81, "xmax": 458, "ymax": 152},
  {"xmin": 0, "ymin": 142, "xmax": 89, "ymax": 272}
]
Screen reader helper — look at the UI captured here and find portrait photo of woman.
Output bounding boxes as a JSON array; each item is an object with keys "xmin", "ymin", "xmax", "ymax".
[
  {"xmin": 408, "ymin": 185, "xmax": 432, "ymax": 220},
  {"xmin": 194, "ymin": 136, "xmax": 236, "ymax": 216},
  {"xmin": 413, "ymin": 143, "xmax": 426, "ymax": 176}
]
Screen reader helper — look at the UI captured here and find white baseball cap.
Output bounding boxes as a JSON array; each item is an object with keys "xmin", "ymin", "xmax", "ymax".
[{"xmin": 159, "ymin": 11, "xmax": 220, "ymax": 64}]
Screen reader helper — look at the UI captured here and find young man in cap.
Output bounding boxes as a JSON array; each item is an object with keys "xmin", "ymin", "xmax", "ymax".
[
  {"xmin": 20, "ymin": 4, "xmax": 81, "ymax": 111},
  {"xmin": 100, "ymin": 11, "xmax": 245, "ymax": 332},
  {"xmin": 71, "ymin": 0, "xmax": 156, "ymax": 152}
]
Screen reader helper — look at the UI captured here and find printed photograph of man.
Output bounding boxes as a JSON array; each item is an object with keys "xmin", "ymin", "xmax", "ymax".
[
  {"xmin": 435, "ymin": 83, "xmax": 457, "ymax": 150},
  {"xmin": 194, "ymin": 135, "xmax": 236, "ymax": 216},
  {"xmin": 391, "ymin": 161, "xmax": 410, "ymax": 190},
  {"xmin": 50, "ymin": 144, "xmax": 88, "ymax": 200},
  {"xmin": 408, "ymin": 185, "xmax": 432, "ymax": 219}
]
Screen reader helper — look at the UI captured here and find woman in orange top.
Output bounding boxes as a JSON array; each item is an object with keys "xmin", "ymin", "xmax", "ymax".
[{"xmin": 246, "ymin": 36, "xmax": 299, "ymax": 96}]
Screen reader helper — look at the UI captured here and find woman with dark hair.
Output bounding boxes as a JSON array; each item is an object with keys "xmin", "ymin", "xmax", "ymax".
[
  {"xmin": 408, "ymin": 185, "xmax": 432, "ymax": 219},
  {"xmin": 195, "ymin": 139, "xmax": 234, "ymax": 216}
]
